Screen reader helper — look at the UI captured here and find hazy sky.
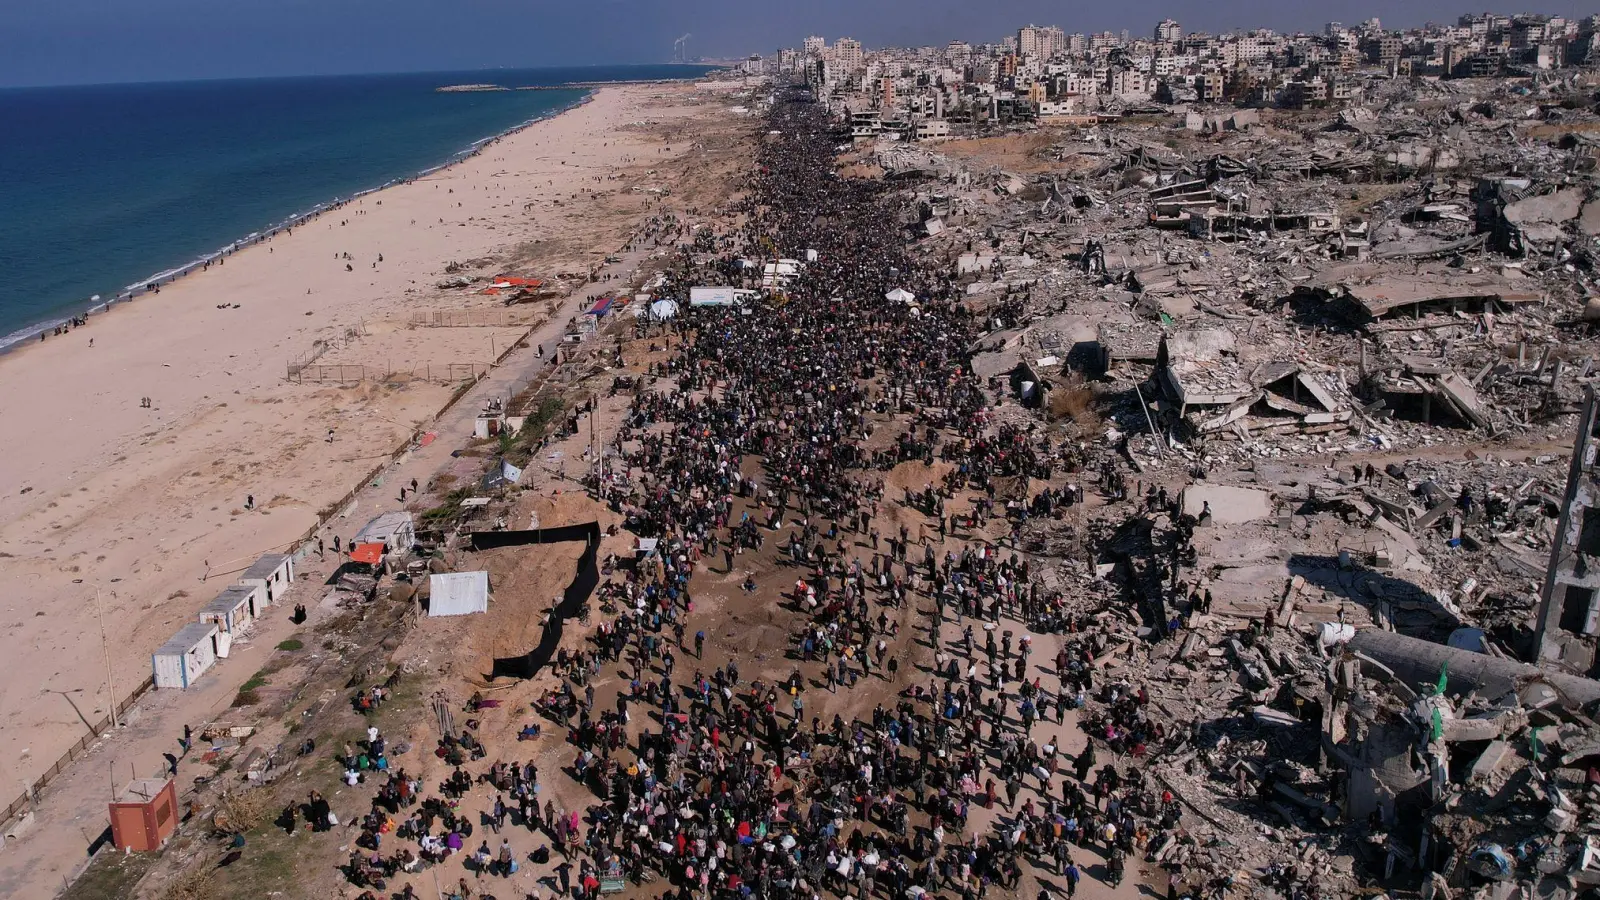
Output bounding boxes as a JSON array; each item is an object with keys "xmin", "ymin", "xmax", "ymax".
[{"xmin": 0, "ymin": 1, "xmax": 1580, "ymax": 88}]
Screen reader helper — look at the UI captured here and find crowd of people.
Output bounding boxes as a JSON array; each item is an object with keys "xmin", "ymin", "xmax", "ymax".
[{"xmin": 310, "ymin": 90, "xmax": 1320, "ymax": 900}]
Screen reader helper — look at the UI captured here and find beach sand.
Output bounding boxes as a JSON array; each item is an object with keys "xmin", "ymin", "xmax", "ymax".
[{"xmin": 0, "ymin": 82, "xmax": 736, "ymax": 795}]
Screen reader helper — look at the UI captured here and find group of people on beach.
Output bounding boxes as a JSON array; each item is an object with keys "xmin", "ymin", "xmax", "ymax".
[{"xmin": 38, "ymin": 314, "xmax": 88, "ymax": 342}]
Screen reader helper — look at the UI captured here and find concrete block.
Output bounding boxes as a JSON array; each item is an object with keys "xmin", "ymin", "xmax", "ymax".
[
  {"xmin": 1469, "ymin": 740, "xmax": 1515, "ymax": 782},
  {"xmin": 1442, "ymin": 717, "xmax": 1503, "ymax": 742}
]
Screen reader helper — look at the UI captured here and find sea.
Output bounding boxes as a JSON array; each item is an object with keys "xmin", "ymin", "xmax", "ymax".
[{"xmin": 0, "ymin": 64, "xmax": 715, "ymax": 350}]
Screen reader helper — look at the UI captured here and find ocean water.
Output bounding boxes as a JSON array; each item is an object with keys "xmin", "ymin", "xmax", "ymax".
[{"xmin": 0, "ymin": 65, "xmax": 713, "ymax": 348}]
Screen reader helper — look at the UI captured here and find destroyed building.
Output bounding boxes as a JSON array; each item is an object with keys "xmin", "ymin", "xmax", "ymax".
[
  {"xmin": 1536, "ymin": 388, "xmax": 1600, "ymax": 679},
  {"xmin": 848, "ymin": 65, "xmax": 1600, "ymax": 900}
]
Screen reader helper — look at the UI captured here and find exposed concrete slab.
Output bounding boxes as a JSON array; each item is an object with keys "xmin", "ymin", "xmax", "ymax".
[
  {"xmin": 1183, "ymin": 484, "xmax": 1274, "ymax": 525},
  {"xmin": 1580, "ymin": 199, "xmax": 1600, "ymax": 237},
  {"xmin": 1504, "ymin": 187, "xmax": 1584, "ymax": 225}
]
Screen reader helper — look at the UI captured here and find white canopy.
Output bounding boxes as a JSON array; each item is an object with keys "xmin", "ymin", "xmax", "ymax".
[
  {"xmin": 650, "ymin": 299, "xmax": 680, "ymax": 321},
  {"xmin": 428, "ymin": 571, "xmax": 489, "ymax": 617},
  {"xmin": 885, "ymin": 288, "xmax": 915, "ymax": 303}
]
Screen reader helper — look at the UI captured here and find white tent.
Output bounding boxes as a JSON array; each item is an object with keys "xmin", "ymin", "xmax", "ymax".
[
  {"xmin": 428, "ymin": 571, "xmax": 490, "ymax": 617},
  {"xmin": 885, "ymin": 288, "xmax": 916, "ymax": 303},
  {"xmin": 649, "ymin": 299, "xmax": 680, "ymax": 321}
]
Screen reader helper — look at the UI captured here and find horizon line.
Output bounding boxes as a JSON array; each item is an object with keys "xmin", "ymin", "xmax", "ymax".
[{"xmin": 0, "ymin": 61, "xmax": 722, "ymax": 92}]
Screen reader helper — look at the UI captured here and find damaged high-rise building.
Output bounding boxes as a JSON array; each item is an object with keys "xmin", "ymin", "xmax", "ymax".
[{"xmin": 1535, "ymin": 387, "xmax": 1600, "ymax": 678}]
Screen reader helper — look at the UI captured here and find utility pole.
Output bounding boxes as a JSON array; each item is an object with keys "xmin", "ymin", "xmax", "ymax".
[
  {"xmin": 590, "ymin": 404, "xmax": 601, "ymax": 498},
  {"xmin": 96, "ymin": 588, "xmax": 119, "ymax": 728}
]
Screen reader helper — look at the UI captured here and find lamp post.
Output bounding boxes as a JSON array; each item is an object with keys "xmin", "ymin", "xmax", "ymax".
[
  {"xmin": 71, "ymin": 577, "xmax": 121, "ymax": 729},
  {"xmin": 46, "ymin": 688, "xmax": 91, "ymax": 736},
  {"xmin": 95, "ymin": 588, "xmax": 118, "ymax": 728}
]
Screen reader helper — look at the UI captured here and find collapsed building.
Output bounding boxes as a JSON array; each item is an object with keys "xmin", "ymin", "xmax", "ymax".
[
  {"xmin": 1535, "ymin": 389, "xmax": 1600, "ymax": 680},
  {"xmin": 846, "ymin": 68, "xmax": 1600, "ymax": 899}
]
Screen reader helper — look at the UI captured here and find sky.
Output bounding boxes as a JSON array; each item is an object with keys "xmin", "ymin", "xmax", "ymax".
[{"xmin": 0, "ymin": 1, "xmax": 1583, "ymax": 88}]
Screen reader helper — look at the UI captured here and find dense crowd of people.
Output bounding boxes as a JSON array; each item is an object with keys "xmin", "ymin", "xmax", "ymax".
[{"xmin": 311, "ymin": 90, "xmax": 1321, "ymax": 900}]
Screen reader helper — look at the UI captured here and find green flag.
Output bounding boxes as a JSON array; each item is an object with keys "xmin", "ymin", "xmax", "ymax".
[
  {"xmin": 1435, "ymin": 661, "xmax": 1449, "ymax": 696},
  {"xmin": 1530, "ymin": 726, "xmax": 1542, "ymax": 762},
  {"xmin": 1431, "ymin": 707, "xmax": 1444, "ymax": 741}
]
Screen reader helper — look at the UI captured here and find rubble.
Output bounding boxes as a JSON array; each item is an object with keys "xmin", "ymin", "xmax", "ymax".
[{"xmin": 862, "ymin": 68, "xmax": 1600, "ymax": 899}]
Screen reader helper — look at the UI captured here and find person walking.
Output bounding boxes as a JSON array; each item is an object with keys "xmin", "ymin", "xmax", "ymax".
[
  {"xmin": 492, "ymin": 795, "xmax": 507, "ymax": 834},
  {"xmin": 498, "ymin": 838, "xmax": 515, "ymax": 877}
]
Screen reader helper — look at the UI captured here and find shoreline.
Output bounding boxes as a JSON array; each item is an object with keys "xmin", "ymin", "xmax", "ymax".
[
  {"xmin": 0, "ymin": 80, "xmax": 729, "ymax": 807},
  {"xmin": 0, "ymin": 90, "xmax": 600, "ymax": 356}
]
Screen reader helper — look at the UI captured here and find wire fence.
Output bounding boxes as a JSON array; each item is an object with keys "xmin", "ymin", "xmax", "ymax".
[
  {"xmin": 409, "ymin": 310, "xmax": 537, "ymax": 328},
  {"xmin": 287, "ymin": 362, "xmax": 491, "ymax": 385},
  {"xmin": 1, "ymin": 674, "xmax": 156, "ymax": 829},
  {"xmin": 285, "ymin": 323, "xmax": 370, "ymax": 381}
]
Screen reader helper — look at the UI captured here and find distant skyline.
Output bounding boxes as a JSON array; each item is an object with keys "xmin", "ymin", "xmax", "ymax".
[{"xmin": 0, "ymin": 1, "xmax": 1585, "ymax": 88}]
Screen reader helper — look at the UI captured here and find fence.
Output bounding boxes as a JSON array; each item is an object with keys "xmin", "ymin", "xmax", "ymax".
[
  {"xmin": 1, "ymin": 674, "xmax": 156, "ymax": 828},
  {"xmin": 287, "ymin": 362, "xmax": 490, "ymax": 385},
  {"xmin": 284, "ymin": 323, "xmax": 369, "ymax": 381},
  {"xmin": 410, "ymin": 310, "xmax": 538, "ymax": 329}
]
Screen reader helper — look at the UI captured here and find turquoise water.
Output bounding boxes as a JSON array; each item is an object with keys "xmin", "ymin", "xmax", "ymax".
[{"xmin": 0, "ymin": 65, "xmax": 713, "ymax": 348}]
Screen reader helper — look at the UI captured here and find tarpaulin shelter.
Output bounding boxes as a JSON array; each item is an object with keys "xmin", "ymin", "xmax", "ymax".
[
  {"xmin": 482, "ymin": 458, "xmax": 523, "ymax": 491},
  {"xmin": 349, "ymin": 542, "xmax": 386, "ymax": 566},
  {"xmin": 585, "ymin": 297, "xmax": 614, "ymax": 317},
  {"xmin": 886, "ymin": 288, "xmax": 916, "ymax": 303},
  {"xmin": 353, "ymin": 511, "xmax": 415, "ymax": 553},
  {"xmin": 428, "ymin": 571, "xmax": 490, "ymax": 617}
]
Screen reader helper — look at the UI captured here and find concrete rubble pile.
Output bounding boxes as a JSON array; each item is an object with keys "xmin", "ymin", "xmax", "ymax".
[{"xmin": 870, "ymin": 73, "xmax": 1600, "ymax": 899}]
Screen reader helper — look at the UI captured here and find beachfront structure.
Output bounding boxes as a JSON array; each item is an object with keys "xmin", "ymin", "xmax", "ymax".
[
  {"xmin": 108, "ymin": 777, "xmax": 180, "ymax": 852},
  {"xmin": 353, "ymin": 511, "xmax": 416, "ymax": 555},
  {"xmin": 199, "ymin": 583, "xmax": 263, "ymax": 635},
  {"xmin": 239, "ymin": 553, "xmax": 294, "ymax": 604},
  {"xmin": 152, "ymin": 622, "xmax": 221, "ymax": 689}
]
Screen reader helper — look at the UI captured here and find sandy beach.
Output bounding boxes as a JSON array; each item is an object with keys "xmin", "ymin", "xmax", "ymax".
[{"xmin": 0, "ymin": 81, "xmax": 732, "ymax": 794}]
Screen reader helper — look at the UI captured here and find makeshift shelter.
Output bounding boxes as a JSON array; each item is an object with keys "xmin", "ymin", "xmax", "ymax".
[
  {"xmin": 199, "ymin": 583, "xmax": 262, "ymax": 635},
  {"xmin": 648, "ymin": 299, "xmax": 680, "ymax": 321},
  {"xmin": 482, "ymin": 459, "xmax": 524, "ymax": 491},
  {"xmin": 152, "ymin": 622, "xmax": 220, "ymax": 689},
  {"xmin": 349, "ymin": 542, "xmax": 386, "ymax": 566},
  {"xmin": 1008, "ymin": 361, "xmax": 1050, "ymax": 409},
  {"xmin": 353, "ymin": 511, "xmax": 415, "ymax": 554},
  {"xmin": 428, "ymin": 571, "xmax": 490, "ymax": 617},
  {"xmin": 108, "ymin": 778, "xmax": 178, "ymax": 852},
  {"xmin": 239, "ymin": 553, "xmax": 294, "ymax": 604},
  {"xmin": 886, "ymin": 288, "xmax": 916, "ymax": 303}
]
